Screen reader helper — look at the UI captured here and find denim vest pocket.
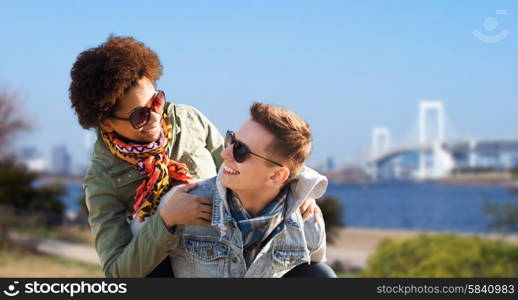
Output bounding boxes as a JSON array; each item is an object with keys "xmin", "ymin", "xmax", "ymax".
[
  {"xmin": 272, "ymin": 248, "xmax": 307, "ymax": 268},
  {"xmin": 184, "ymin": 238, "xmax": 229, "ymax": 260},
  {"xmin": 182, "ymin": 238, "xmax": 230, "ymax": 277}
]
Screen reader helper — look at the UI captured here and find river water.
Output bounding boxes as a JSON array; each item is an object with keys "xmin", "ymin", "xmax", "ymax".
[
  {"xmin": 62, "ymin": 180, "xmax": 515, "ymax": 233},
  {"xmin": 325, "ymin": 181, "xmax": 514, "ymax": 233}
]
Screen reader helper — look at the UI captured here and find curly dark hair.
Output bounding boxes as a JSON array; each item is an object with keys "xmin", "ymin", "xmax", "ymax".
[{"xmin": 69, "ymin": 35, "xmax": 163, "ymax": 129}]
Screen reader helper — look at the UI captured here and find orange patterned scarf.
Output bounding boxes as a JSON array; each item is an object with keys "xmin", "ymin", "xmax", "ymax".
[{"xmin": 101, "ymin": 112, "xmax": 191, "ymax": 222}]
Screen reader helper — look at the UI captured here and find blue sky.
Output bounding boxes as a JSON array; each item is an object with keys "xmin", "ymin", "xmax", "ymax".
[{"xmin": 0, "ymin": 0, "xmax": 516, "ymax": 169}]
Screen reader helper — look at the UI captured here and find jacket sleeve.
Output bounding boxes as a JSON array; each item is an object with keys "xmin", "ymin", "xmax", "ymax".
[
  {"xmin": 205, "ymin": 118, "xmax": 224, "ymax": 171},
  {"xmin": 84, "ymin": 163, "xmax": 180, "ymax": 277},
  {"xmin": 305, "ymin": 208, "xmax": 327, "ymax": 263}
]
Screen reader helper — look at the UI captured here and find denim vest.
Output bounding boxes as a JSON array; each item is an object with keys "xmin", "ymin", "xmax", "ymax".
[{"xmin": 157, "ymin": 167, "xmax": 328, "ymax": 278}]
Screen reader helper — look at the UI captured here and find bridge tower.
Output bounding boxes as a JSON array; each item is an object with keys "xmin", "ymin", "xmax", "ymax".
[
  {"xmin": 370, "ymin": 127, "xmax": 391, "ymax": 180},
  {"xmin": 469, "ymin": 139, "xmax": 478, "ymax": 167},
  {"xmin": 417, "ymin": 101, "xmax": 454, "ymax": 180},
  {"xmin": 372, "ymin": 127, "xmax": 391, "ymax": 158}
]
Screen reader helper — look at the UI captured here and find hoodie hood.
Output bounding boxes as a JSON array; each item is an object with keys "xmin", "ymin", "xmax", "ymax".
[{"xmin": 283, "ymin": 166, "xmax": 328, "ymax": 217}]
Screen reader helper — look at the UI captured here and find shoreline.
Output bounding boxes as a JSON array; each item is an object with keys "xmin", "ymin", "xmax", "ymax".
[
  {"xmin": 327, "ymin": 173, "xmax": 518, "ymax": 188},
  {"xmin": 438, "ymin": 177, "xmax": 518, "ymax": 188},
  {"xmin": 328, "ymin": 180, "xmax": 518, "ymax": 188}
]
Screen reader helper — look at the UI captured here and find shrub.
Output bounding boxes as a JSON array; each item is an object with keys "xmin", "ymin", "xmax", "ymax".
[
  {"xmin": 0, "ymin": 159, "xmax": 65, "ymax": 226},
  {"xmin": 362, "ymin": 234, "xmax": 518, "ymax": 277},
  {"xmin": 318, "ymin": 196, "xmax": 344, "ymax": 244},
  {"xmin": 482, "ymin": 198, "xmax": 518, "ymax": 234}
]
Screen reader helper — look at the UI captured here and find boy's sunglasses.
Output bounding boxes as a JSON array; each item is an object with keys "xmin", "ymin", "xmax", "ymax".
[
  {"xmin": 225, "ymin": 130, "xmax": 284, "ymax": 167},
  {"xmin": 110, "ymin": 90, "xmax": 166, "ymax": 129}
]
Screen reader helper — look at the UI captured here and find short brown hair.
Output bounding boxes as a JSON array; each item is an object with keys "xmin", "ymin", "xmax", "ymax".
[
  {"xmin": 250, "ymin": 102, "xmax": 312, "ymax": 181},
  {"xmin": 69, "ymin": 35, "xmax": 163, "ymax": 129}
]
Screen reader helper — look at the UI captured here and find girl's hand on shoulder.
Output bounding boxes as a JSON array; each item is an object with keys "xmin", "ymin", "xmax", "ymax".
[{"xmin": 159, "ymin": 183, "xmax": 213, "ymax": 228}]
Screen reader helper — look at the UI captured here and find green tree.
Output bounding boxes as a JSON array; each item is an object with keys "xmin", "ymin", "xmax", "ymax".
[
  {"xmin": 0, "ymin": 159, "xmax": 65, "ymax": 225},
  {"xmin": 318, "ymin": 196, "xmax": 345, "ymax": 244},
  {"xmin": 482, "ymin": 197, "xmax": 518, "ymax": 234},
  {"xmin": 0, "ymin": 88, "xmax": 31, "ymax": 158},
  {"xmin": 0, "ymin": 86, "xmax": 64, "ymax": 227}
]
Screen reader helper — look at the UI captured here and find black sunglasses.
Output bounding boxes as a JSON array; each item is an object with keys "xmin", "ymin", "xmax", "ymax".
[
  {"xmin": 110, "ymin": 90, "xmax": 166, "ymax": 129},
  {"xmin": 225, "ymin": 130, "xmax": 284, "ymax": 167}
]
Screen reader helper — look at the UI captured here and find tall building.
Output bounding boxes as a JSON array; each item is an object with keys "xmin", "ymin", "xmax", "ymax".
[
  {"xmin": 51, "ymin": 145, "xmax": 71, "ymax": 175},
  {"xmin": 20, "ymin": 146, "xmax": 38, "ymax": 160},
  {"xmin": 326, "ymin": 156, "xmax": 336, "ymax": 171},
  {"xmin": 19, "ymin": 146, "xmax": 47, "ymax": 172}
]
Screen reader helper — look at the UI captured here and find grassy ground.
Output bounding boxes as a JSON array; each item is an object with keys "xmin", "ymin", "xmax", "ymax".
[
  {"xmin": 4, "ymin": 218, "xmax": 94, "ymax": 246},
  {"xmin": 0, "ymin": 247, "xmax": 103, "ymax": 277},
  {"xmin": 33, "ymin": 226, "xmax": 94, "ymax": 246},
  {"xmin": 0, "ymin": 219, "xmax": 101, "ymax": 277},
  {"xmin": 337, "ymin": 272, "xmax": 360, "ymax": 278}
]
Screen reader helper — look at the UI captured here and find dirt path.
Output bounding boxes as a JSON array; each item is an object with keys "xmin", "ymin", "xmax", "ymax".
[
  {"xmin": 7, "ymin": 231, "xmax": 100, "ymax": 265},
  {"xmin": 36, "ymin": 238, "xmax": 100, "ymax": 265}
]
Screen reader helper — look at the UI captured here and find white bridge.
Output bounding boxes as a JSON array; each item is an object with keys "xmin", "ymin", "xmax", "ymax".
[{"xmin": 369, "ymin": 101, "xmax": 518, "ymax": 181}]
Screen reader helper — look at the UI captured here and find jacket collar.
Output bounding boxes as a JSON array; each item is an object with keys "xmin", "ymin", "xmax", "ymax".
[
  {"xmin": 211, "ymin": 172, "xmax": 234, "ymax": 225},
  {"xmin": 167, "ymin": 102, "xmax": 181, "ymax": 138}
]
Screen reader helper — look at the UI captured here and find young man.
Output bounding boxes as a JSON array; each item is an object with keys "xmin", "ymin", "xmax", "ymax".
[{"xmin": 134, "ymin": 102, "xmax": 336, "ymax": 277}]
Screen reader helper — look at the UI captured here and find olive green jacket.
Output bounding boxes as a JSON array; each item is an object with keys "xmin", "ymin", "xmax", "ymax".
[{"xmin": 83, "ymin": 103, "xmax": 224, "ymax": 277}]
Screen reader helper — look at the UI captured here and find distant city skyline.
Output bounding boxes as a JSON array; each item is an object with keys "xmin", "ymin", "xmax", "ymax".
[
  {"xmin": 19, "ymin": 144, "xmax": 80, "ymax": 175},
  {"xmin": 1, "ymin": 1, "xmax": 516, "ymax": 168}
]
